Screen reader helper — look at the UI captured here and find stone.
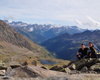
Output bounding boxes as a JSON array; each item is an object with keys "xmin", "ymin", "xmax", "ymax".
[
  {"xmin": 0, "ymin": 70, "xmax": 6, "ymax": 76},
  {"xmin": 10, "ymin": 65, "xmax": 21, "ymax": 69},
  {"xmin": 50, "ymin": 66, "xmax": 63, "ymax": 71},
  {"xmin": 0, "ymin": 66, "xmax": 7, "ymax": 70},
  {"xmin": 65, "ymin": 67, "xmax": 71, "ymax": 74},
  {"xmin": 81, "ymin": 66, "xmax": 88, "ymax": 72},
  {"xmin": 1, "ymin": 76, "xmax": 10, "ymax": 79},
  {"xmin": 41, "ymin": 66, "xmax": 48, "ymax": 70},
  {"xmin": 90, "ymin": 63, "xmax": 100, "ymax": 73},
  {"xmin": 6, "ymin": 67, "xmax": 40, "ymax": 78},
  {"xmin": 68, "ymin": 63, "xmax": 76, "ymax": 70},
  {"xmin": 26, "ymin": 66, "xmax": 68, "ymax": 78},
  {"xmin": 65, "ymin": 67, "xmax": 71, "ymax": 72}
]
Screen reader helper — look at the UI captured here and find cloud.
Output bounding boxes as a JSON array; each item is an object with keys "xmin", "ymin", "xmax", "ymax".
[
  {"xmin": 75, "ymin": 20, "xmax": 83, "ymax": 26},
  {"xmin": 0, "ymin": 0, "xmax": 100, "ymax": 29},
  {"xmin": 76, "ymin": 16, "xmax": 100, "ymax": 29},
  {"xmin": 3, "ymin": 16, "xmax": 16, "ymax": 20},
  {"xmin": 87, "ymin": 16, "xmax": 100, "ymax": 27}
]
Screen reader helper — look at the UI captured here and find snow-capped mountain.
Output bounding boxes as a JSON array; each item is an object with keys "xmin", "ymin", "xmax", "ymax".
[
  {"xmin": 4, "ymin": 20, "xmax": 28, "ymax": 27},
  {"xmin": 4, "ymin": 20, "xmax": 86, "ymax": 44}
]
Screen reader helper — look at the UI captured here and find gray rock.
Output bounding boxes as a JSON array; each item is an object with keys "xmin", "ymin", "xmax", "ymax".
[
  {"xmin": 81, "ymin": 66, "xmax": 88, "ymax": 72},
  {"xmin": 50, "ymin": 66, "xmax": 63, "ymax": 71},
  {"xmin": 68, "ymin": 63, "xmax": 76, "ymax": 70},
  {"xmin": 2, "ymin": 76, "xmax": 10, "ymax": 79},
  {"xmin": 0, "ymin": 70, "xmax": 6, "ymax": 76},
  {"xmin": 65, "ymin": 67, "xmax": 71, "ymax": 74},
  {"xmin": 41, "ymin": 66, "xmax": 48, "ymax": 70}
]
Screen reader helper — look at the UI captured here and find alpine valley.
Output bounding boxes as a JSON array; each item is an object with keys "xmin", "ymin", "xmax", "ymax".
[{"xmin": 4, "ymin": 20, "xmax": 100, "ymax": 61}]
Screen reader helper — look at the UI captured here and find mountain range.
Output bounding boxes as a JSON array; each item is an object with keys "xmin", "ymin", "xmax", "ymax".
[
  {"xmin": 41, "ymin": 30, "xmax": 100, "ymax": 60},
  {"xmin": 4, "ymin": 20, "xmax": 86, "ymax": 44},
  {"xmin": 3, "ymin": 20, "xmax": 100, "ymax": 61}
]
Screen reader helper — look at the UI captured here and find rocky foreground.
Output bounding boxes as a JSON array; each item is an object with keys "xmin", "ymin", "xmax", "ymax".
[{"xmin": 0, "ymin": 58, "xmax": 100, "ymax": 80}]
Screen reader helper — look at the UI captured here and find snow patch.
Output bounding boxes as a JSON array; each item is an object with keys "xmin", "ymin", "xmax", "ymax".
[{"xmin": 29, "ymin": 27, "xmax": 34, "ymax": 32}]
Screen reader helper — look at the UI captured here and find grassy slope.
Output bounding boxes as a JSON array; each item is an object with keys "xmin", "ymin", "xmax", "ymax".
[{"xmin": 0, "ymin": 20, "xmax": 53, "ymax": 65}]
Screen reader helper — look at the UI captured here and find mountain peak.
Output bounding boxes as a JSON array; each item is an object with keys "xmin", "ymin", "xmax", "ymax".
[{"xmin": 0, "ymin": 20, "xmax": 8, "ymax": 26}]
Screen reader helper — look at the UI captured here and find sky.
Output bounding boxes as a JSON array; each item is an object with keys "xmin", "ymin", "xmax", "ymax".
[{"xmin": 0, "ymin": 0, "xmax": 100, "ymax": 30}]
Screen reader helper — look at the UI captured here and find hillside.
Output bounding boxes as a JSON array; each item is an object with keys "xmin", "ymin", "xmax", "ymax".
[
  {"xmin": 0, "ymin": 20, "xmax": 53, "ymax": 64},
  {"xmin": 4, "ymin": 20, "xmax": 85, "ymax": 44},
  {"xmin": 41, "ymin": 30, "xmax": 100, "ymax": 60}
]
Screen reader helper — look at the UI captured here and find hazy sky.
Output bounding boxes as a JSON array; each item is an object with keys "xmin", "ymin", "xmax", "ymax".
[{"xmin": 0, "ymin": 0, "xmax": 100, "ymax": 29}]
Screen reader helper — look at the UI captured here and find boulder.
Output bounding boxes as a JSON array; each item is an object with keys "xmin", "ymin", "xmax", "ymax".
[
  {"xmin": 10, "ymin": 65, "xmax": 21, "ymax": 69},
  {"xmin": 0, "ymin": 70, "xmax": 6, "ymax": 76},
  {"xmin": 1, "ymin": 76, "xmax": 10, "ymax": 79},
  {"xmin": 65, "ymin": 67, "xmax": 71, "ymax": 74},
  {"xmin": 9, "ymin": 62, "xmax": 21, "ymax": 69},
  {"xmin": 26, "ymin": 66, "xmax": 68, "ymax": 78},
  {"xmin": 6, "ymin": 67, "xmax": 40, "ymax": 78},
  {"xmin": 41, "ymin": 66, "xmax": 48, "ymax": 70},
  {"xmin": 50, "ymin": 66, "xmax": 63, "ymax": 71},
  {"xmin": 0, "ymin": 66, "xmax": 7, "ymax": 70},
  {"xmin": 75, "ymin": 58, "xmax": 99, "ymax": 70},
  {"xmin": 90, "ymin": 63, "xmax": 100, "ymax": 73},
  {"xmin": 68, "ymin": 63, "xmax": 76, "ymax": 70},
  {"xmin": 81, "ymin": 66, "xmax": 88, "ymax": 72}
]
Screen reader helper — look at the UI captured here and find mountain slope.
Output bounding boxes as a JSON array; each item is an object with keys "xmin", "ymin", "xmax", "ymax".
[
  {"xmin": 0, "ymin": 20, "xmax": 53, "ymax": 63},
  {"xmin": 41, "ymin": 30, "xmax": 100, "ymax": 60},
  {"xmin": 4, "ymin": 20, "xmax": 86, "ymax": 44}
]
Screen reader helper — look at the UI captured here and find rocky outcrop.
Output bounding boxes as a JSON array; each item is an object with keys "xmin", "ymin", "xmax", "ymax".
[
  {"xmin": 0, "ymin": 62, "xmax": 100, "ymax": 80},
  {"xmin": 65, "ymin": 58, "xmax": 100, "ymax": 74},
  {"xmin": 1, "ymin": 68, "xmax": 100, "ymax": 80},
  {"xmin": 6, "ymin": 67, "xmax": 40, "ymax": 78},
  {"xmin": 45, "ymin": 58, "xmax": 100, "ymax": 75}
]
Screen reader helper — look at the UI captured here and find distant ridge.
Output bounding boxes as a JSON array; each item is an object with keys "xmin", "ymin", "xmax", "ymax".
[
  {"xmin": 41, "ymin": 30, "xmax": 100, "ymax": 60},
  {"xmin": 4, "ymin": 20, "xmax": 86, "ymax": 44}
]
